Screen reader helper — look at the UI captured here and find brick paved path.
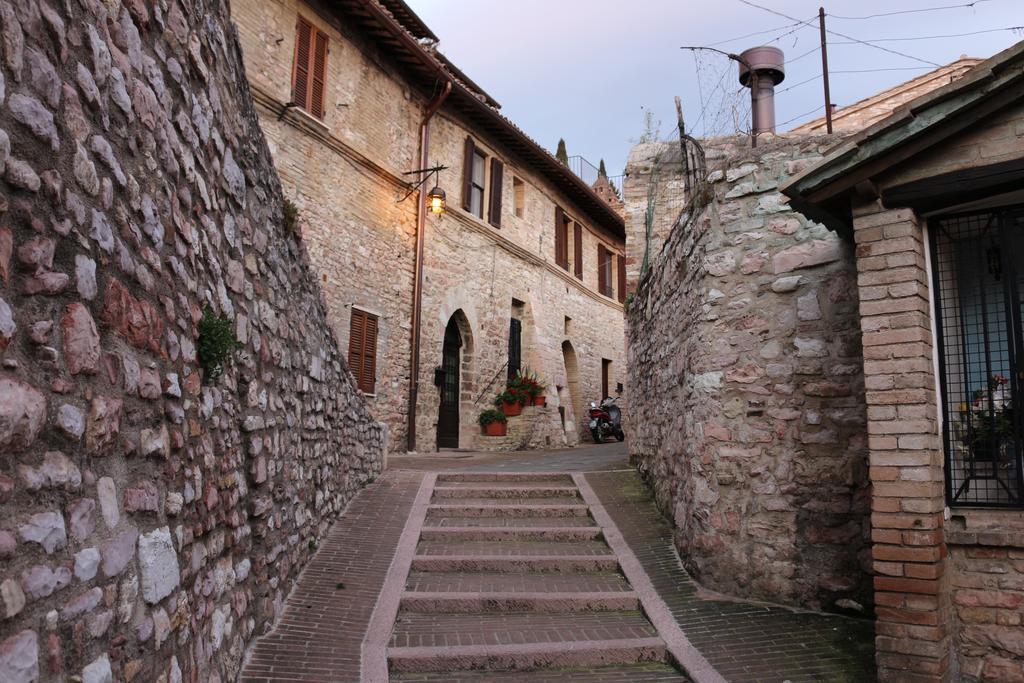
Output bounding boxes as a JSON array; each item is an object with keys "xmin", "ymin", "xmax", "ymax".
[
  {"xmin": 240, "ymin": 446, "xmax": 875, "ymax": 681},
  {"xmin": 586, "ymin": 471, "xmax": 876, "ymax": 683},
  {"xmin": 240, "ymin": 471, "xmax": 425, "ymax": 682}
]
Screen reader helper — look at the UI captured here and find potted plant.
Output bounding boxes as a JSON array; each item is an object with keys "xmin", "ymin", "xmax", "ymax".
[
  {"xmin": 956, "ymin": 373, "xmax": 1014, "ymax": 464},
  {"xmin": 511, "ymin": 368, "xmax": 548, "ymax": 406},
  {"xmin": 495, "ymin": 389, "xmax": 524, "ymax": 417},
  {"xmin": 479, "ymin": 409, "xmax": 508, "ymax": 436}
]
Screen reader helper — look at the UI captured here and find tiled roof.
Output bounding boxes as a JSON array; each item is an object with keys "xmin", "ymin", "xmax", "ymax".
[{"xmin": 790, "ymin": 57, "xmax": 982, "ymax": 134}]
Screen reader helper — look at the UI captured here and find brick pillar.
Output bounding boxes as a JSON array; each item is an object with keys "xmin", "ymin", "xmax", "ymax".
[{"xmin": 852, "ymin": 205, "xmax": 951, "ymax": 682}]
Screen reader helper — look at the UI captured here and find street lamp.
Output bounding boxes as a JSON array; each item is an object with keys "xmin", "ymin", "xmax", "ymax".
[{"xmin": 399, "ymin": 165, "xmax": 448, "ymax": 214}]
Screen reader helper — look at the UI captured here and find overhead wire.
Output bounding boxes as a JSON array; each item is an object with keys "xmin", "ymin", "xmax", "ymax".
[
  {"xmin": 830, "ymin": 27, "xmax": 1024, "ymax": 44},
  {"xmin": 709, "ymin": 17, "xmax": 814, "ymax": 47},
  {"xmin": 737, "ymin": 0, "xmax": 941, "ymax": 67},
  {"xmin": 828, "ymin": 0, "xmax": 996, "ymax": 20}
]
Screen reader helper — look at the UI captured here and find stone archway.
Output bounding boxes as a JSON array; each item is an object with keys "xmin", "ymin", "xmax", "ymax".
[{"xmin": 561, "ymin": 340, "xmax": 582, "ymax": 445}]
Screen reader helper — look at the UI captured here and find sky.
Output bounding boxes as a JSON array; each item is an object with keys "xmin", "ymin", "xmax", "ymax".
[{"xmin": 404, "ymin": 0, "xmax": 1023, "ymax": 178}]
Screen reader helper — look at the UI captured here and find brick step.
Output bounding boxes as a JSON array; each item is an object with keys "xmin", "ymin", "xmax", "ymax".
[
  {"xmin": 432, "ymin": 485, "xmax": 581, "ymax": 499},
  {"xmin": 424, "ymin": 515, "xmax": 596, "ymax": 528},
  {"xmin": 430, "ymin": 496, "xmax": 584, "ymax": 506},
  {"xmin": 419, "ymin": 526, "xmax": 603, "ymax": 542},
  {"xmin": 415, "ymin": 539, "xmax": 611, "ymax": 557},
  {"xmin": 387, "ymin": 637, "xmax": 667, "ymax": 674},
  {"xmin": 410, "ymin": 555, "xmax": 621, "ymax": 573},
  {"xmin": 405, "ymin": 570, "xmax": 631, "ymax": 593},
  {"xmin": 426, "ymin": 503, "xmax": 590, "ymax": 518},
  {"xmin": 398, "ymin": 591, "xmax": 640, "ymax": 613},
  {"xmin": 436, "ymin": 473, "xmax": 575, "ymax": 484},
  {"xmin": 389, "ymin": 662, "xmax": 689, "ymax": 681}
]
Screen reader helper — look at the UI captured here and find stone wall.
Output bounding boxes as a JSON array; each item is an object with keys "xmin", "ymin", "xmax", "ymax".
[
  {"xmin": 0, "ymin": 2, "xmax": 383, "ymax": 682},
  {"xmin": 625, "ymin": 135, "xmax": 872, "ymax": 612}
]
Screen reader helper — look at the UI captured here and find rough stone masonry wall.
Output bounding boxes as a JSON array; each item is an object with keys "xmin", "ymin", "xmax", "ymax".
[
  {"xmin": 0, "ymin": 2, "xmax": 383, "ymax": 682},
  {"xmin": 625, "ymin": 135, "xmax": 872, "ymax": 612}
]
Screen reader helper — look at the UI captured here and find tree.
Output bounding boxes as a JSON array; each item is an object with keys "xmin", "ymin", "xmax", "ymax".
[
  {"xmin": 555, "ymin": 138, "xmax": 568, "ymax": 165},
  {"xmin": 598, "ymin": 158, "xmax": 608, "ymax": 178}
]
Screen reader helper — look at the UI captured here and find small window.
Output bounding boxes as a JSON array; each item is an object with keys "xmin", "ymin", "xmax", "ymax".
[
  {"xmin": 292, "ymin": 16, "xmax": 328, "ymax": 119},
  {"xmin": 348, "ymin": 308, "xmax": 378, "ymax": 394},
  {"xmin": 513, "ymin": 177, "xmax": 525, "ymax": 218}
]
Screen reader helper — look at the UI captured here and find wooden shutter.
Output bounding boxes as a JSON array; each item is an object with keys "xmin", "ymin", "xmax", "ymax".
[
  {"xmin": 362, "ymin": 314, "xmax": 377, "ymax": 393},
  {"xmin": 573, "ymin": 223, "xmax": 583, "ymax": 280},
  {"xmin": 462, "ymin": 137, "xmax": 475, "ymax": 211},
  {"xmin": 598, "ymin": 245, "xmax": 609, "ymax": 296},
  {"xmin": 554, "ymin": 207, "xmax": 568, "ymax": 269},
  {"xmin": 292, "ymin": 17, "xmax": 312, "ymax": 111},
  {"xmin": 617, "ymin": 253, "xmax": 627, "ymax": 303},
  {"xmin": 348, "ymin": 309, "xmax": 377, "ymax": 394},
  {"xmin": 310, "ymin": 28, "xmax": 328, "ymax": 119},
  {"xmin": 488, "ymin": 159, "xmax": 504, "ymax": 228}
]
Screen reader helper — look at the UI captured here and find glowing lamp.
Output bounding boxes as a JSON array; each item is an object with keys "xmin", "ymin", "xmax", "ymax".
[{"xmin": 427, "ymin": 186, "xmax": 446, "ymax": 214}]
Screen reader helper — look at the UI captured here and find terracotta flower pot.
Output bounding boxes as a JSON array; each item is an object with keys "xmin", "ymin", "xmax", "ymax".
[
  {"xmin": 501, "ymin": 401, "xmax": 522, "ymax": 417},
  {"xmin": 483, "ymin": 421, "xmax": 507, "ymax": 436},
  {"xmin": 534, "ymin": 395, "xmax": 546, "ymax": 407}
]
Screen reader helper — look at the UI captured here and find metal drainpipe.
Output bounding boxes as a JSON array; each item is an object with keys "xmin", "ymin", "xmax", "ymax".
[{"xmin": 407, "ymin": 80, "xmax": 452, "ymax": 453}]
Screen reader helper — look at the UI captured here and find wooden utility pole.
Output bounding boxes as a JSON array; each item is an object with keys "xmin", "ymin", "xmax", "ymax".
[{"xmin": 819, "ymin": 7, "xmax": 833, "ymax": 134}]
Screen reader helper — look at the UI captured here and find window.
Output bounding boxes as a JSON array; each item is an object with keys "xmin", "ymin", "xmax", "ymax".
[
  {"xmin": 488, "ymin": 158, "xmax": 504, "ymax": 227},
  {"xmin": 573, "ymin": 223, "xmax": 583, "ymax": 280},
  {"xmin": 513, "ymin": 176, "xmax": 525, "ymax": 218},
  {"xmin": 462, "ymin": 137, "xmax": 486, "ymax": 219},
  {"xmin": 292, "ymin": 16, "xmax": 328, "ymax": 119},
  {"xmin": 617, "ymin": 253, "xmax": 627, "ymax": 303},
  {"xmin": 508, "ymin": 318, "xmax": 522, "ymax": 379},
  {"xmin": 508, "ymin": 299, "xmax": 524, "ymax": 379},
  {"xmin": 554, "ymin": 207, "xmax": 569, "ymax": 270},
  {"xmin": 348, "ymin": 308, "xmax": 378, "ymax": 394},
  {"xmin": 598, "ymin": 244, "xmax": 613, "ymax": 297},
  {"xmin": 602, "ymin": 359, "xmax": 612, "ymax": 399}
]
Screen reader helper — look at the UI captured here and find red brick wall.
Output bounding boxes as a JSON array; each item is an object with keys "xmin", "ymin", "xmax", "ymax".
[{"xmin": 851, "ymin": 205, "xmax": 952, "ymax": 681}]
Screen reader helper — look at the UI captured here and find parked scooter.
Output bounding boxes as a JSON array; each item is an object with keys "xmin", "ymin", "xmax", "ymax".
[{"xmin": 588, "ymin": 396, "xmax": 625, "ymax": 443}]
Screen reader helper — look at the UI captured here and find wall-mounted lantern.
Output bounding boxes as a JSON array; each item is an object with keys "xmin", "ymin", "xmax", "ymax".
[
  {"xmin": 399, "ymin": 164, "xmax": 448, "ymax": 214},
  {"xmin": 427, "ymin": 185, "xmax": 446, "ymax": 214}
]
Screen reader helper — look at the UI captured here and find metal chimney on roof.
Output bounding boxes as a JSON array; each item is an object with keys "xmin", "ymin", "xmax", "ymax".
[{"xmin": 738, "ymin": 46, "xmax": 785, "ymax": 135}]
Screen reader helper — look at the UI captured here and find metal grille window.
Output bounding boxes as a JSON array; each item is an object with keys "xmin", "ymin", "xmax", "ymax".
[
  {"xmin": 931, "ymin": 209, "xmax": 1024, "ymax": 507},
  {"xmin": 507, "ymin": 318, "xmax": 522, "ymax": 379}
]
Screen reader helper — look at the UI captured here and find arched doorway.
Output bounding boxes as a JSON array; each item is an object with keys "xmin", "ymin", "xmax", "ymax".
[
  {"xmin": 561, "ymin": 340, "xmax": 582, "ymax": 443},
  {"xmin": 437, "ymin": 316, "xmax": 463, "ymax": 449}
]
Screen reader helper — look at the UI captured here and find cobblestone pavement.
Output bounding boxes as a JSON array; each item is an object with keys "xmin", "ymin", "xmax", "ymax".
[{"xmin": 240, "ymin": 445, "xmax": 875, "ymax": 681}]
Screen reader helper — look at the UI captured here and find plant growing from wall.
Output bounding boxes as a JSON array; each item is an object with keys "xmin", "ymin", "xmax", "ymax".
[
  {"xmin": 197, "ymin": 306, "xmax": 240, "ymax": 383},
  {"xmin": 282, "ymin": 197, "xmax": 300, "ymax": 237}
]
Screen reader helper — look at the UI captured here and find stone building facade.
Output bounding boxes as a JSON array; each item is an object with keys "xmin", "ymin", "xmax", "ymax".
[
  {"xmin": 625, "ymin": 135, "xmax": 872, "ymax": 612},
  {"xmin": 0, "ymin": 1, "xmax": 383, "ymax": 681},
  {"xmin": 231, "ymin": 0, "xmax": 628, "ymax": 453}
]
